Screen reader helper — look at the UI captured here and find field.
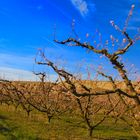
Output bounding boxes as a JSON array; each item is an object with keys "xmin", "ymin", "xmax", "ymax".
[
  {"xmin": 0, "ymin": 81, "xmax": 140, "ymax": 140},
  {"xmin": 0, "ymin": 104, "xmax": 139, "ymax": 140}
]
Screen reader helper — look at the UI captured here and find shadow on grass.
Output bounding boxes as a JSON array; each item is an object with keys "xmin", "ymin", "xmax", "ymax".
[
  {"xmin": 0, "ymin": 114, "xmax": 19, "ymax": 140},
  {"xmin": 0, "ymin": 115, "xmax": 8, "ymax": 120},
  {"xmin": 0, "ymin": 123, "xmax": 17, "ymax": 140},
  {"xmin": 0, "ymin": 123, "xmax": 43, "ymax": 140}
]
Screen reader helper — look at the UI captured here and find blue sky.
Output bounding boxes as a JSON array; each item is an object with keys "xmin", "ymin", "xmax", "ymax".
[{"xmin": 0, "ymin": 0, "xmax": 140, "ymax": 80}]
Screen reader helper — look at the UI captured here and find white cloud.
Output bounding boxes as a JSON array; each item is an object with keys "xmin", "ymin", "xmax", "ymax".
[
  {"xmin": 0, "ymin": 67, "xmax": 58, "ymax": 81},
  {"xmin": 0, "ymin": 53, "xmax": 58, "ymax": 81},
  {"xmin": 0, "ymin": 53, "xmax": 36, "ymax": 81},
  {"xmin": 71, "ymin": 0, "xmax": 96, "ymax": 17},
  {"xmin": 71, "ymin": 0, "xmax": 89, "ymax": 16},
  {"xmin": 0, "ymin": 67, "xmax": 38, "ymax": 81}
]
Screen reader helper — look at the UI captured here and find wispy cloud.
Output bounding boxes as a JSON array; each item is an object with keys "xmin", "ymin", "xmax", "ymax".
[
  {"xmin": 71, "ymin": 0, "xmax": 88, "ymax": 16},
  {"xmin": 71, "ymin": 0, "xmax": 95, "ymax": 17},
  {"xmin": 0, "ymin": 53, "xmax": 34, "ymax": 69},
  {"xmin": 0, "ymin": 67, "xmax": 38, "ymax": 81},
  {"xmin": 0, "ymin": 67, "xmax": 58, "ymax": 81},
  {"xmin": 0, "ymin": 53, "xmax": 58, "ymax": 81}
]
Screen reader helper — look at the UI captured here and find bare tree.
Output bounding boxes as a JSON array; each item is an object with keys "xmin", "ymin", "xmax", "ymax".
[
  {"xmin": 27, "ymin": 72, "xmax": 73, "ymax": 123},
  {"xmin": 35, "ymin": 4, "xmax": 140, "ymax": 138}
]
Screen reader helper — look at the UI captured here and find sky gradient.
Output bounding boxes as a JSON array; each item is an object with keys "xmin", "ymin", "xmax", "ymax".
[{"xmin": 0, "ymin": 0, "xmax": 140, "ymax": 81}]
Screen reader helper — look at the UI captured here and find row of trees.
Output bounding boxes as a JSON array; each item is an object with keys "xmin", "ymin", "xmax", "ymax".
[
  {"xmin": 0, "ymin": 4, "xmax": 140, "ymax": 138},
  {"xmin": 0, "ymin": 72, "xmax": 140, "ymax": 137}
]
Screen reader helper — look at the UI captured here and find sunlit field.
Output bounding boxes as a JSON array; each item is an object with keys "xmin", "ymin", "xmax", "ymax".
[
  {"xmin": 0, "ymin": 81, "xmax": 140, "ymax": 140},
  {"xmin": 0, "ymin": 104, "xmax": 139, "ymax": 140}
]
